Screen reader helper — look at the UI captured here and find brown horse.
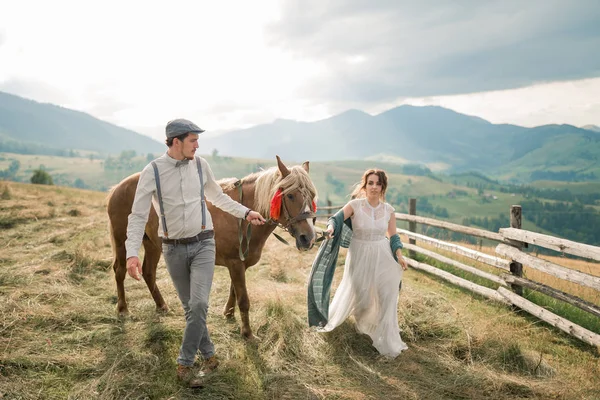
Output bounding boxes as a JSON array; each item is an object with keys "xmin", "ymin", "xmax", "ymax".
[{"xmin": 107, "ymin": 156, "xmax": 318, "ymax": 339}]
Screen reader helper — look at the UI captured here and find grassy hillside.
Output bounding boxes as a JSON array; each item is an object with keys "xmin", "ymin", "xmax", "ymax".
[
  {"xmin": 0, "ymin": 152, "xmax": 283, "ymax": 191},
  {"xmin": 529, "ymin": 180, "xmax": 600, "ymax": 194},
  {"xmin": 0, "ymin": 152, "xmax": 453, "ymax": 201},
  {"xmin": 1, "ymin": 182, "xmax": 599, "ymax": 399},
  {"xmin": 494, "ymin": 133, "xmax": 600, "ymax": 182},
  {"xmin": 3, "ymin": 151, "xmax": 600, "ymax": 246}
]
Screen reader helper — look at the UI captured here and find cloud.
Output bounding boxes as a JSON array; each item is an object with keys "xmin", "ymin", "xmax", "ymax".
[
  {"xmin": 267, "ymin": 0, "xmax": 600, "ymax": 105},
  {"xmin": 398, "ymin": 77, "xmax": 600, "ymax": 127},
  {"xmin": 0, "ymin": 77, "xmax": 137, "ymax": 124},
  {"xmin": 80, "ymin": 85, "xmax": 136, "ymax": 121},
  {"xmin": 0, "ymin": 78, "xmax": 73, "ymax": 105},
  {"xmin": 1, "ymin": 0, "xmax": 598, "ymax": 135}
]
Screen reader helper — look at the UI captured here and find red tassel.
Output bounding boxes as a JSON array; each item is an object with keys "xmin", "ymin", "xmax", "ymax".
[
  {"xmin": 312, "ymin": 201, "xmax": 317, "ymax": 212},
  {"xmin": 270, "ymin": 188, "xmax": 283, "ymax": 220}
]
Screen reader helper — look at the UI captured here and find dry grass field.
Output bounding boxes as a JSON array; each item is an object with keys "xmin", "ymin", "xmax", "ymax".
[{"xmin": 1, "ymin": 181, "xmax": 599, "ymax": 399}]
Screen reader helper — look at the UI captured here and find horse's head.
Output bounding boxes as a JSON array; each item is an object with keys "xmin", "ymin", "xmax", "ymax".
[{"xmin": 270, "ymin": 156, "xmax": 318, "ymax": 251}]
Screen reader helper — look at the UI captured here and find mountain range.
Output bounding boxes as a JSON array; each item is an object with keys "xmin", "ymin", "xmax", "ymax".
[
  {"xmin": 1, "ymin": 90, "xmax": 599, "ymax": 182},
  {"xmin": 198, "ymin": 106, "xmax": 600, "ymax": 180},
  {"xmin": 0, "ymin": 91, "xmax": 164, "ymax": 156}
]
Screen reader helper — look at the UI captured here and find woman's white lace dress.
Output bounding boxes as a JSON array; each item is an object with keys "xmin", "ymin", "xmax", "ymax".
[{"xmin": 321, "ymin": 198, "xmax": 408, "ymax": 357}]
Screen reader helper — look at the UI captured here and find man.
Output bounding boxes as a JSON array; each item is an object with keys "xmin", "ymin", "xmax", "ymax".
[{"xmin": 125, "ymin": 118, "xmax": 265, "ymax": 388}]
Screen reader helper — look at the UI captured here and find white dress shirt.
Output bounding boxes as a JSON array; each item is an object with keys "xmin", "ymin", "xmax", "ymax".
[{"xmin": 125, "ymin": 153, "xmax": 249, "ymax": 259}]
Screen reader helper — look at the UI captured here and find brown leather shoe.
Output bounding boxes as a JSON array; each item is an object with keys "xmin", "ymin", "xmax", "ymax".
[
  {"xmin": 176, "ymin": 365, "xmax": 204, "ymax": 389},
  {"xmin": 201, "ymin": 355, "xmax": 220, "ymax": 375}
]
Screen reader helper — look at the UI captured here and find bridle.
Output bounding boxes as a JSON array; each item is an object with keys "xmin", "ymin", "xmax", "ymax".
[
  {"xmin": 264, "ymin": 187, "xmax": 317, "ymax": 248},
  {"xmin": 270, "ymin": 190, "xmax": 316, "ymax": 232},
  {"xmin": 235, "ymin": 180, "xmax": 316, "ymax": 260}
]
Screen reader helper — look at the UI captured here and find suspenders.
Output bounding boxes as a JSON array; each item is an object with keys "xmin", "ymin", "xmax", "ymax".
[
  {"xmin": 151, "ymin": 161, "xmax": 168, "ymax": 237},
  {"xmin": 196, "ymin": 157, "xmax": 206, "ymax": 231},
  {"xmin": 151, "ymin": 156, "xmax": 206, "ymax": 238}
]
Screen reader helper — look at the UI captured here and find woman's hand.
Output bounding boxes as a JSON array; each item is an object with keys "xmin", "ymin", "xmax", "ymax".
[
  {"xmin": 396, "ymin": 250, "xmax": 408, "ymax": 270},
  {"xmin": 325, "ymin": 224, "xmax": 334, "ymax": 239}
]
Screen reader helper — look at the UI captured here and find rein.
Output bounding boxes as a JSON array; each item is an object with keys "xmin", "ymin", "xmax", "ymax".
[
  {"xmin": 236, "ymin": 181, "xmax": 252, "ymax": 261},
  {"xmin": 271, "ymin": 201, "xmax": 326, "ymax": 244}
]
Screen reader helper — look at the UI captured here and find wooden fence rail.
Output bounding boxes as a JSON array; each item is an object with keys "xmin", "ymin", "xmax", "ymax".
[
  {"xmin": 395, "ymin": 212, "xmax": 505, "ymax": 242},
  {"xmin": 316, "ymin": 205, "xmax": 343, "ymax": 211},
  {"xmin": 403, "ymin": 243, "xmax": 508, "ymax": 286},
  {"xmin": 501, "ymin": 274, "xmax": 600, "ymax": 319},
  {"xmin": 496, "ymin": 243, "xmax": 600, "ymax": 291},
  {"xmin": 500, "ymin": 228, "xmax": 600, "ymax": 262},
  {"xmin": 406, "ymin": 257, "xmax": 509, "ymax": 304},
  {"xmin": 498, "ymin": 287, "xmax": 600, "ymax": 347},
  {"xmin": 398, "ymin": 229, "xmax": 510, "ymax": 270}
]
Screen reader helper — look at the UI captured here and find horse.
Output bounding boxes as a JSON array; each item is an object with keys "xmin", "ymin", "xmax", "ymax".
[{"xmin": 106, "ymin": 155, "xmax": 318, "ymax": 339}]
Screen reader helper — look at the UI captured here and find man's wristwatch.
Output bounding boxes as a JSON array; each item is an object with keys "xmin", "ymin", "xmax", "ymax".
[{"xmin": 244, "ymin": 209, "xmax": 252, "ymax": 219}]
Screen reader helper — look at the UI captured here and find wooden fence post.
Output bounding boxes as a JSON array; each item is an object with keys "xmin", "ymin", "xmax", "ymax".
[
  {"xmin": 509, "ymin": 205, "xmax": 524, "ymax": 296},
  {"xmin": 409, "ymin": 198, "xmax": 417, "ymax": 259}
]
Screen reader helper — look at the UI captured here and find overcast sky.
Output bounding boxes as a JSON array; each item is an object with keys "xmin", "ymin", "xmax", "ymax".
[{"xmin": 1, "ymin": 0, "xmax": 599, "ymax": 141}]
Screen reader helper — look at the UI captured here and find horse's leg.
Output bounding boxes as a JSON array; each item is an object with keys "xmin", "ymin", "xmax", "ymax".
[
  {"xmin": 142, "ymin": 238, "xmax": 169, "ymax": 313},
  {"xmin": 223, "ymin": 281, "xmax": 236, "ymax": 319},
  {"xmin": 113, "ymin": 243, "xmax": 129, "ymax": 316},
  {"xmin": 228, "ymin": 262, "xmax": 254, "ymax": 339}
]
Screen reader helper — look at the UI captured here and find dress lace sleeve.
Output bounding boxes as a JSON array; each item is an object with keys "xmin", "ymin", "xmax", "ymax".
[
  {"xmin": 348, "ymin": 198, "xmax": 362, "ymax": 215},
  {"xmin": 385, "ymin": 203, "xmax": 395, "ymax": 217}
]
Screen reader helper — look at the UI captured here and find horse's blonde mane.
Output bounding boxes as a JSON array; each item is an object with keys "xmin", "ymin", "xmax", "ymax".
[{"xmin": 242, "ymin": 165, "xmax": 318, "ymax": 217}]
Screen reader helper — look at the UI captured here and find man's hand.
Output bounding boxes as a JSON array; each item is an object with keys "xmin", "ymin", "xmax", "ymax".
[
  {"xmin": 126, "ymin": 256, "xmax": 143, "ymax": 280},
  {"xmin": 246, "ymin": 210, "xmax": 266, "ymax": 226}
]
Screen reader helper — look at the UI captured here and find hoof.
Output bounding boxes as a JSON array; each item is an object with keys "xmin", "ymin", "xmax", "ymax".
[
  {"xmin": 156, "ymin": 304, "xmax": 170, "ymax": 313},
  {"xmin": 223, "ymin": 306, "xmax": 235, "ymax": 319},
  {"xmin": 117, "ymin": 308, "xmax": 129, "ymax": 318},
  {"xmin": 242, "ymin": 331, "xmax": 260, "ymax": 342}
]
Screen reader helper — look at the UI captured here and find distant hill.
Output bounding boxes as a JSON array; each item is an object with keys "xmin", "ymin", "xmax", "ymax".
[
  {"xmin": 198, "ymin": 105, "xmax": 600, "ymax": 181},
  {"xmin": 494, "ymin": 124, "xmax": 600, "ymax": 182},
  {"xmin": 582, "ymin": 124, "xmax": 600, "ymax": 132},
  {"xmin": 0, "ymin": 91, "xmax": 164, "ymax": 155}
]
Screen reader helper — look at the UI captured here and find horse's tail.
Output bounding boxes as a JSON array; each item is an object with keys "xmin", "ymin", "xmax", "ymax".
[
  {"xmin": 104, "ymin": 173, "xmax": 130, "ymax": 207},
  {"xmin": 105, "ymin": 173, "xmax": 140, "ymax": 262},
  {"xmin": 105, "ymin": 183, "xmax": 118, "ymax": 205},
  {"xmin": 107, "ymin": 218, "xmax": 117, "ymax": 260},
  {"xmin": 106, "ymin": 180, "xmax": 121, "ymax": 261}
]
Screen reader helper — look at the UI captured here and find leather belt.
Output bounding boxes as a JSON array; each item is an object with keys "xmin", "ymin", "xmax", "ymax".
[{"xmin": 161, "ymin": 230, "xmax": 214, "ymax": 245}]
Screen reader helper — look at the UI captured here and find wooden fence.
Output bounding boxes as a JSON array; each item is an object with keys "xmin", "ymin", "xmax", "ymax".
[{"xmin": 316, "ymin": 200, "xmax": 600, "ymax": 347}]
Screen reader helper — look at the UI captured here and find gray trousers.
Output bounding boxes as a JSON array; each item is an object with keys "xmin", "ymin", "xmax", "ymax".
[{"xmin": 162, "ymin": 238, "xmax": 216, "ymax": 366}]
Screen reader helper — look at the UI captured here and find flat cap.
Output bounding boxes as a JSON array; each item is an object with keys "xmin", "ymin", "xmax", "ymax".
[{"xmin": 165, "ymin": 118, "xmax": 205, "ymax": 138}]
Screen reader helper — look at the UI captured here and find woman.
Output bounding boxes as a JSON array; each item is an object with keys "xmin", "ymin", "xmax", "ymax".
[{"xmin": 320, "ymin": 168, "xmax": 408, "ymax": 357}]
